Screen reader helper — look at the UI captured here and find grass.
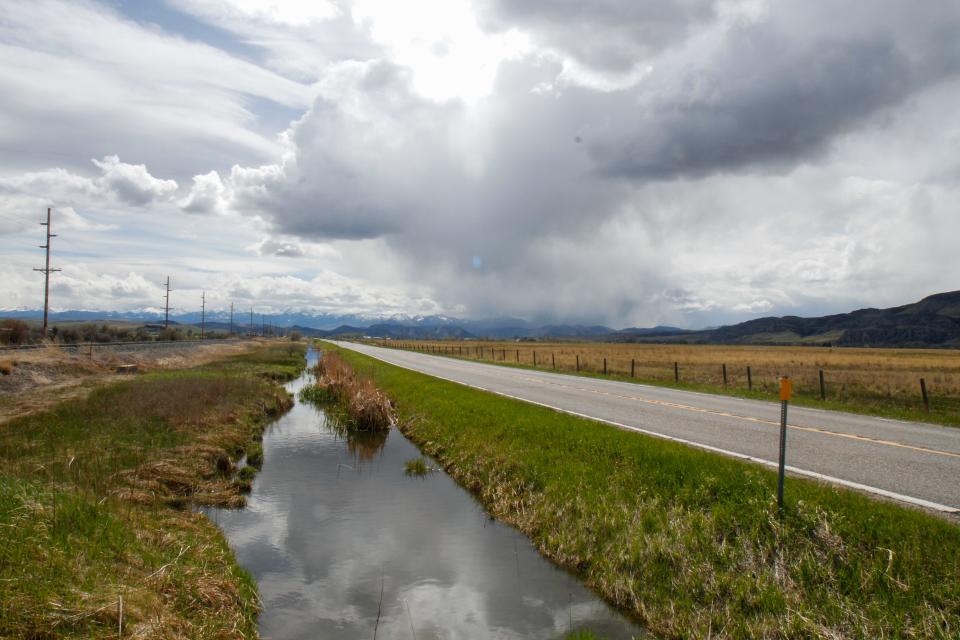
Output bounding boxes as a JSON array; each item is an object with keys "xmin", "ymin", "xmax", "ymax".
[
  {"xmin": 299, "ymin": 350, "xmax": 394, "ymax": 431},
  {"xmin": 403, "ymin": 457, "xmax": 432, "ymax": 477},
  {"xmin": 0, "ymin": 342, "xmax": 305, "ymax": 639},
  {"xmin": 330, "ymin": 341, "xmax": 960, "ymax": 639},
  {"xmin": 373, "ymin": 340, "xmax": 960, "ymax": 427}
]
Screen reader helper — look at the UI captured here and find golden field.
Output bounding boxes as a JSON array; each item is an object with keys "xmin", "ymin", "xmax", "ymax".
[{"xmin": 370, "ymin": 340, "xmax": 960, "ymax": 424}]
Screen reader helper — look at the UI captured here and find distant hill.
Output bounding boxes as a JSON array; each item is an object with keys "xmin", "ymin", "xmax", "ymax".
[
  {"xmin": 6, "ymin": 291, "xmax": 959, "ymax": 347},
  {"xmin": 614, "ymin": 291, "xmax": 960, "ymax": 348}
]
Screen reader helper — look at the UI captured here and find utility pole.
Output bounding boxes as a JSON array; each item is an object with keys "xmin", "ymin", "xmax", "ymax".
[
  {"xmin": 229, "ymin": 302, "xmax": 234, "ymax": 336},
  {"xmin": 261, "ymin": 314, "xmax": 265, "ymax": 337},
  {"xmin": 164, "ymin": 277, "xmax": 171, "ymax": 329},
  {"xmin": 249, "ymin": 307, "xmax": 254, "ymax": 337},
  {"xmin": 33, "ymin": 207, "xmax": 61, "ymax": 339},
  {"xmin": 200, "ymin": 290, "xmax": 206, "ymax": 340}
]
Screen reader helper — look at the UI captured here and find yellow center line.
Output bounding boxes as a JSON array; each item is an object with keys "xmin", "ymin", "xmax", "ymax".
[{"xmin": 502, "ymin": 371, "xmax": 960, "ymax": 461}]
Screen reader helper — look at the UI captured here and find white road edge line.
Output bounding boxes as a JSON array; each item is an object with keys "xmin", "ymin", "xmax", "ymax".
[{"xmin": 338, "ymin": 343, "xmax": 960, "ymax": 515}]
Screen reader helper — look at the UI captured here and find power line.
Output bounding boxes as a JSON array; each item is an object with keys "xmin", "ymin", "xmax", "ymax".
[
  {"xmin": 32, "ymin": 208, "xmax": 61, "ymax": 338},
  {"xmin": 164, "ymin": 277, "xmax": 171, "ymax": 329}
]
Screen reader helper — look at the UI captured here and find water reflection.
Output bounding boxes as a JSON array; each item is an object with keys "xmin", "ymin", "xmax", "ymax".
[
  {"xmin": 206, "ymin": 349, "xmax": 643, "ymax": 639},
  {"xmin": 324, "ymin": 412, "xmax": 389, "ymax": 464}
]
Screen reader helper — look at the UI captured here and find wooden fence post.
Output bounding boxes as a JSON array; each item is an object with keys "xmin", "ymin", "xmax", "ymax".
[
  {"xmin": 576, "ymin": 355, "xmax": 580, "ymax": 372},
  {"xmin": 747, "ymin": 366, "xmax": 752, "ymax": 391},
  {"xmin": 516, "ymin": 349, "xmax": 519, "ymax": 362},
  {"xmin": 819, "ymin": 369, "xmax": 826, "ymax": 401},
  {"xmin": 552, "ymin": 353, "xmax": 555, "ymax": 369},
  {"xmin": 533, "ymin": 351, "xmax": 537, "ymax": 367},
  {"xmin": 722, "ymin": 363, "xmax": 728, "ymax": 386},
  {"xmin": 603, "ymin": 357, "xmax": 607, "ymax": 375},
  {"xmin": 674, "ymin": 362, "xmax": 679, "ymax": 382},
  {"xmin": 630, "ymin": 358, "xmax": 635, "ymax": 378},
  {"xmin": 920, "ymin": 378, "xmax": 930, "ymax": 412}
]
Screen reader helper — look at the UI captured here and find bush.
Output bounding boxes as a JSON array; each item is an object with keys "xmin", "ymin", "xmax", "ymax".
[{"xmin": 0, "ymin": 319, "xmax": 30, "ymax": 345}]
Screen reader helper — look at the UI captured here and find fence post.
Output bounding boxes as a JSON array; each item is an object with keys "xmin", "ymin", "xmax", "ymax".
[
  {"xmin": 552, "ymin": 353, "xmax": 555, "ymax": 369},
  {"xmin": 747, "ymin": 366, "xmax": 752, "ymax": 391},
  {"xmin": 576, "ymin": 355, "xmax": 580, "ymax": 372},
  {"xmin": 674, "ymin": 362, "xmax": 679, "ymax": 382},
  {"xmin": 819, "ymin": 369, "xmax": 826, "ymax": 401},
  {"xmin": 603, "ymin": 357, "xmax": 607, "ymax": 375},
  {"xmin": 920, "ymin": 378, "xmax": 930, "ymax": 412},
  {"xmin": 533, "ymin": 351, "xmax": 537, "ymax": 367},
  {"xmin": 516, "ymin": 349, "xmax": 519, "ymax": 362},
  {"xmin": 630, "ymin": 358, "xmax": 635, "ymax": 378},
  {"xmin": 722, "ymin": 363, "xmax": 728, "ymax": 386}
]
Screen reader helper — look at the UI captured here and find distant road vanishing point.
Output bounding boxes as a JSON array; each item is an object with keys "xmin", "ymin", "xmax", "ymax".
[{"xmin": 334, "ymin": 341, "xmax": 960, "ymax": 515}]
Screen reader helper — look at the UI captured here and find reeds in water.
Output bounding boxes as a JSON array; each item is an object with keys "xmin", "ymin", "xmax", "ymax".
[{"xmin": 302, "ymin": 351, "xmax": 394, "ymax": 431}]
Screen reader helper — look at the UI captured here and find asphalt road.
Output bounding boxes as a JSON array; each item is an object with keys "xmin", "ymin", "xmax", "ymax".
[{"xmin": 335, "ymin": 341, "xmax": 960, "ymax": 514}]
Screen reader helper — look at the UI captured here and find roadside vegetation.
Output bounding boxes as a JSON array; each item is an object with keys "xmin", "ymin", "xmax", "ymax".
[
  {"xmin": 0, "ymin": 342, "xmax": 304, "ymax": 638},
  {"xmin": 373, "ymin": 340, "xmax": 960, "ymax": 427},
  {"xmin": 299, "ymin": 350, "xmax": 394, "ymax": 431},
  {"xmin": 331, "ymin": 342, "xmax": 960, "ymax": 639},
  {"xmin": 0, "ymin": 318, "xmax": 236, "ymax": 345}
]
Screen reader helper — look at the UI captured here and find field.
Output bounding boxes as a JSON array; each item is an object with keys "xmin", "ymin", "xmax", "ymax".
[
  {"xmin": 0, "ymin": 342, "xmax": 305, "ymax": 638},
  {"xmin": 331, "ymin": 342, "xmax": 960, "ymax": 639},
  {"xmin": 370, "ymin": 340, "xmax": 960, "ymax": 426}
]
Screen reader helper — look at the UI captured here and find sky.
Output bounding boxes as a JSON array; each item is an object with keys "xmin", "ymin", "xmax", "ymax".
[{"xmin": 1, "ymin": 0, "xmax": 958, "ymax": 328}]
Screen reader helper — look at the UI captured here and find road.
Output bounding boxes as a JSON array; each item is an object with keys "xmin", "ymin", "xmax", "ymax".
[{"xmin": 334, "ymin": 341, "xmax": 960, "ymax": 514}]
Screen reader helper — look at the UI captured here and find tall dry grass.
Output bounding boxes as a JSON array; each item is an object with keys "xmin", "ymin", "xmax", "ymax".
[
  {"xmin": 377, "ymin": 340, "xmax": 960, "ymax": 422},
  {"xmin": 306, "ymin": 351, "xmax": 394, "ymax": 431}
]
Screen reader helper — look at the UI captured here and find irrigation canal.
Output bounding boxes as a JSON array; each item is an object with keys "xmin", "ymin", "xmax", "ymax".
[{"xmin": 204, "ymin": 348, "xmax": 643, "ymax": 639}]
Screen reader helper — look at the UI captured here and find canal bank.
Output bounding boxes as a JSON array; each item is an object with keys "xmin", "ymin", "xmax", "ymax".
[{"xmin": 207, "ymin": 347, "xmax": 643, "ymax": 639}]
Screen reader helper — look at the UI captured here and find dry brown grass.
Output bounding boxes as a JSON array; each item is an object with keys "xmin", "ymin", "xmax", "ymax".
[
  {"xmin": 307, "ymin": 351, "xmax": 394, "ymax": 430},
  {"xmin": 0, "ymin": 340, "xmax": 262, "ymax": 425},
  {"xmin": 384, "ymin": 340, "xmax": 960, "ymax": 410}
]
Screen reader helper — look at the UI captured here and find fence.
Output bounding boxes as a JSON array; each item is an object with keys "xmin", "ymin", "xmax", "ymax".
[{"xmin": 369, "ymin": 340, "xmax": 960, "ymax": 417}]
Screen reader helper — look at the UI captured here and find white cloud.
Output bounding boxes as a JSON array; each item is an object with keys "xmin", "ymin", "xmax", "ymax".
[
  {"xmin": 2, "ymin": 0, "xmax": 960, "ymax": 328},
  {"xmin": 91, "ymin": 156, "xmax": 178, "ymax": 205},
  {"xmin": 180, "ymin": 171, "xmax": 227, "ymax": 214}
]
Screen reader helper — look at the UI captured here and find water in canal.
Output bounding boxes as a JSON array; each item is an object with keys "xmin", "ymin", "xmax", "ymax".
[{"xmin": 206, "ymin": 349, "xmax": 643, "ymax": 639}]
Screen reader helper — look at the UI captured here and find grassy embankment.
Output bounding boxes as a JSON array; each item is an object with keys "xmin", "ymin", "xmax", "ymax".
[
  {"xmin": 0, "ymin": 342, "xmax": 305, "ymax": 639},
  {"xmin": 331, "ymin": 342, "xmax": 960, "ymax": 639},
  {"xmin": 373, "ymin": 340, "xmax": 960, "ymax": 427}
]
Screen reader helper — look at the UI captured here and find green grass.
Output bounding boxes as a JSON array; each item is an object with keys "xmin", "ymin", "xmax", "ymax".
[
  {"xmin": 0, "ymin": 343, "xmax": 305, "ymax": 638},
  {"xmin": 330, "ymin": 342, "xmax": 960, "ymax": 639},
  {"xmin": 403, "ymin": 457, "xmax": 432, "ymax": 477},
  {"xmin": 377, "ymin": 344, "xmax": 960, "ymax": 428}
]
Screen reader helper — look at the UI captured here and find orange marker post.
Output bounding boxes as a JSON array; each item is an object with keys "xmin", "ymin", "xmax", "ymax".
[{"xmin": 777, "ymin": 376, "xmax": 791, "ymax": 512}]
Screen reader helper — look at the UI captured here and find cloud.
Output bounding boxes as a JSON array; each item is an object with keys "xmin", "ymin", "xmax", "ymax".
[
  {"xmin": 256, "ymin": 237, "xmax": 306, "ymax": 257},
  {"xmin": 475, "ymin": 0, "xmax": 720, "ymax": 74},
  {"xmin": 3, "ymin": 0, "xmax": 960, "ymax": 327},
  {"xmin": 91, "ymin": 156, "xmax": 178, "ymax": 205},
  {"xmin": 0, "ymin": 0, "xmax": 314, "ymax": 181},
  {"xmin": 180, "ymin": 171, "xmax": 227, "ymax": 214},
  {"xmin": 0, "ymin": 156, "xmax": 178, "ymax": 214}
]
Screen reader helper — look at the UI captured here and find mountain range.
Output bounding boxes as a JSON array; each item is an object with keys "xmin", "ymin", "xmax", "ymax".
[{"xmin": 4, "ymin": 290, "xmax": 960, "ymax": 347}]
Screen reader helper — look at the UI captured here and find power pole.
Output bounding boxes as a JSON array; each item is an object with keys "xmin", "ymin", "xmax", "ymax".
[
  {"xmin": 200, "ymin": 290, "xmax": 206, "ymax": 340},
  {"xmin": 229, "ymin": 302, "xmax": 234, "ymax": 336},
  {"xmin": 261, "ymin": 314, "xmax": 265, "ymax": 337},
  {"xmin": 249, "ymin": 307, "xmax": 253, "ymax": 337},
  {"xmin": 164, "ymin": 277, "xmax": 171, "ymax": 329},
  {"xmin": 33, "ymin": 207, "xmax": 61, "ymax": 339}
]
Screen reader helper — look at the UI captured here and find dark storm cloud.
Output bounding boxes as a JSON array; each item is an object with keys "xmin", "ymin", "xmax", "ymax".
[
  {"xmin": 207, "ymin": 0, "xmax": 960, "ymax": 325},
  {"xmin": 474, "ymin": 0, "xmax": 716, "ymax": 72},
  {"xmin": 589, "ymin": 2, "xmax": 960, "ymax": 179}
]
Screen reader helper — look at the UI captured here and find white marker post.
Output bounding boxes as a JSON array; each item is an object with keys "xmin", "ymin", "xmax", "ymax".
[{"xmin": 777, "ymin": 376, "xmax": 792, "ymax": 513}]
